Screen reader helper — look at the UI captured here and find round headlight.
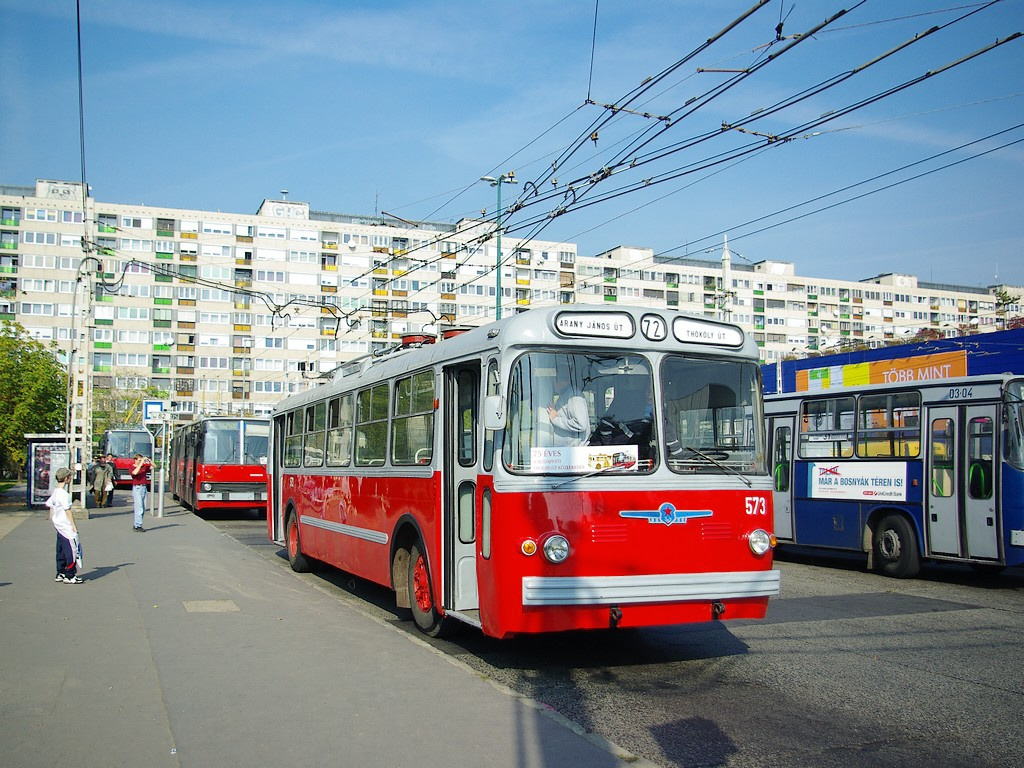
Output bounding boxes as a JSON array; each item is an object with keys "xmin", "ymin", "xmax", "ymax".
[
  {"xmin": 202, "ymin": 482, "xmax": 213, "ymax": 492},
  {"xmin": 542, "ymin": 535, "xmax": 570, "ymax": 564},
  {"xmin": 747, "ymin": 528, "xmax": 774, "ymax": 556}
]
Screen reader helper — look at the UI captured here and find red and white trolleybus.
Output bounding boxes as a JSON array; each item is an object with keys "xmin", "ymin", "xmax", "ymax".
[
  {"xmin": 268, "ymin": 306, "xmax": 779, "ymax": 638},
  {"xmin": 169, "ymin": 416, "xmax": 270, "ymax": 514}
]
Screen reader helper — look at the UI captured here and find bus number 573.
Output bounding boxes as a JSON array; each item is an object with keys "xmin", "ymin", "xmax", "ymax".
[{"xmin": 746, "ymin": 496, "xmax": 768, "ymax": 515}]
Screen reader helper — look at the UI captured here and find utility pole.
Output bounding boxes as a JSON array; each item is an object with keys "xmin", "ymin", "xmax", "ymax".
[
  {"xmin": 69, "ymin": 186, "xmax": 96, "ymax": 518},
  {"xmin": 480, "ymin": 172, "xmax": 517, "ymax": 320}
]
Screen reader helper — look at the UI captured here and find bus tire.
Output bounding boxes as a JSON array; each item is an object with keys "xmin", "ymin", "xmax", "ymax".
[
  {"xmin": 873, "ymin": 514, "xmax": 920, "ymax": 578},
  {"xmin": 286, "ymin": 511, "xmax": 312, "ymax": 573},
  {"xmin": 408, "ymin": 543, "xmax": 449, "ymax": 637}
]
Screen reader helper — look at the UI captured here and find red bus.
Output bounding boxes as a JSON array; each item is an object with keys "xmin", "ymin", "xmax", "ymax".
[
  {"xmin": 102, "ymin": 428, "xmax": 155, "ymax": 489},
  {"xmin": 169, "ymin": 417, "xmax": 270, "ymax": 514},
  {"xmin": 268, "ymin": 306, "xmax": 779, "ymax": 638}
]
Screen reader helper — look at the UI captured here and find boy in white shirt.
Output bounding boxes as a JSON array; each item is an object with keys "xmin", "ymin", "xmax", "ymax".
[{"xmin": 46, "ymin": 467, "xmax": 83, "ymax": 584}]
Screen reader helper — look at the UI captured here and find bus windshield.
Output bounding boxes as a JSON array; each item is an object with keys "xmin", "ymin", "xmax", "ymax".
[
  {"xmin": 661, "ymin": 356, "xmax": 765, "ymax": 475},
  {"xmin": 107, "ymin": 430, "xmax": 152, "ymax": 458},
  {"xmin": 202, "ymin": 420, "xmax": 269, "ymax": 465},
  {"xmin": 504, "ymin": 352, "xmax": 655, "ymax": 474}
]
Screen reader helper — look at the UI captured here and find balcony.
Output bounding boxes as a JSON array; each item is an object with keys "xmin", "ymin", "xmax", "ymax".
[{"xmin": 156, "ymin": 229, "xmax": 174, "ymax": 238}]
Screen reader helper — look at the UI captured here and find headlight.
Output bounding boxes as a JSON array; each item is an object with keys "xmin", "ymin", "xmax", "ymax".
[
  {"xmin": 747, "ymin": 528, "xmax": 775, "ymax": 556},
  {"xmin": 542, "ymin": 535, "xmax": 570, "ymax": 564},
  {"xmin": 202, "ymin": 482, "xmax": 213, "ymax": 492}
]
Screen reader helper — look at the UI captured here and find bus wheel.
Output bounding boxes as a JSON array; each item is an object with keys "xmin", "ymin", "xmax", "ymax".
[
  {"xmin": 408, "ymin": 544, "xmax": 448, "ymax": 637},
  {"xmin": 873, "ymin": 514, "xmax": 920, "ymax": 579},
  {"xmin": 286, "ymin": 511, "xmax": 311, "ymax": 573}
]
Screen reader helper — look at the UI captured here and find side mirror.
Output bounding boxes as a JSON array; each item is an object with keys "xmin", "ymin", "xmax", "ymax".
[{"xmin": 483, "ymin": 395, "xmax": 506, "ymax": 430}]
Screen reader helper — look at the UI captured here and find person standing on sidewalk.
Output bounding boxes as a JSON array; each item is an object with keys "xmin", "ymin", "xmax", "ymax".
[
  {"xmin": 46, "ymin": 467, "xmax": 83, "ymax": 584},
  {"xmin": 92, "ymin": 455, "xmax": 114, "ymax": 509},
  {"xmin": 130, "ymin": 453, "xmax": 152, "ymax": 532},
  {"xmin": 104, "ymin": 453, "xmax": 117, "ymax": 506}
]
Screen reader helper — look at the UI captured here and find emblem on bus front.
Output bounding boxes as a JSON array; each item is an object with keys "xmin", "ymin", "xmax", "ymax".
[{"xmin": 619, "ymin": 502, "xmax": 713, "ymax": 526}]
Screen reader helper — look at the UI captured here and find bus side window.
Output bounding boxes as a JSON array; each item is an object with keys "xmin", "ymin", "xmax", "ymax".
[{"xmin": 356, "ymin": 383, "xmax": 389, "ymax": 467}]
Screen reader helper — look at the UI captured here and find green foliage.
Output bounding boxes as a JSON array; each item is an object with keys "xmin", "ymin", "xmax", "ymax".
[{"xmin": 0, "ymin": 322, "xmax": 67, "ymax": 474}]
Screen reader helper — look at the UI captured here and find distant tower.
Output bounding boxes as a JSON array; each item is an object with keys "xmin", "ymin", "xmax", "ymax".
[{"xmin": 720, "ymin": 235, "xmax": 733, "ymax": 323}]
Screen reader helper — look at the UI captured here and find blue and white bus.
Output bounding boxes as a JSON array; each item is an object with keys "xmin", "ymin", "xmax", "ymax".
[{"xmin": 765, "ymin": 373, "xmax": 1024, "ymax": 577}]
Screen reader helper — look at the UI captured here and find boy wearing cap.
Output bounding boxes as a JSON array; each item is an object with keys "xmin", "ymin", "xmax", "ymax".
[{"xmin": 46, "ymin": 467, "xmax": 83, "ymax": 584}]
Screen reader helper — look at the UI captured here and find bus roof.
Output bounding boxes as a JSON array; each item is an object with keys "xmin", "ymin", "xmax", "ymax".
[{"xmin": 272, "ymin": 305, "xmax": 758, "ymax": 416}]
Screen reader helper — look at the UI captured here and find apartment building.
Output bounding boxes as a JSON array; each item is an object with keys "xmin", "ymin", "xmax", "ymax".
[
  {"xmin": 1, "ymin": 179, "xmax": 574, "ymax": 420},
  {"xmin": 2, "ymin": 179, "xmax": 1020, "ymax": 422},
  {"xmin": 582, "ymin": 245, "xmax": 1022, "ymax": 363}
]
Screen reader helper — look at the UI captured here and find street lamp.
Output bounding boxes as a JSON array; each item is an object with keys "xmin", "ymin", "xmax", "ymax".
[{"xmin": 480, "ymin": 171, "xmax": 517, "ymax": 320}]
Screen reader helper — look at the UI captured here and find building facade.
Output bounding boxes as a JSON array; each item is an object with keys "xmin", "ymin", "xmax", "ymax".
[{"xmin": 2, "ymin": 179, "xmax": 1020, "ymax": 425}]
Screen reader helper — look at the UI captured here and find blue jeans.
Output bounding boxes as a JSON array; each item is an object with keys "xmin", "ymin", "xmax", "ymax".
[{"xmin": 132, "ymin": 484, "xmax": 147, "ymax": 528}]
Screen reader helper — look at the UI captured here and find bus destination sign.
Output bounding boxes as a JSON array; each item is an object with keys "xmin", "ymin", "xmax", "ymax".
[
  {"xmin": 672, "ymin": 317, "xmax": 744, "ymax": 347},
  {"xmin": 554, "ymin": 312, "xmax": 635, "ymax": 339}
]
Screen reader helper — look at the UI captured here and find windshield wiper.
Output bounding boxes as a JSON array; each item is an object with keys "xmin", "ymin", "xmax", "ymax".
[
  {"xmin": 680, "ymin": 447, "xmax": 752, "ymax": 488},
  {"xmin": 553, "ymin": 459, "xmax": 654, "ymax": 488}
]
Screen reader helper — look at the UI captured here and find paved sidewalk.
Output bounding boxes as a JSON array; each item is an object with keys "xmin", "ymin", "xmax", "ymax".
[{"xmin": 0, "ymin": 484, "xmax": 649, "ymax": 768}]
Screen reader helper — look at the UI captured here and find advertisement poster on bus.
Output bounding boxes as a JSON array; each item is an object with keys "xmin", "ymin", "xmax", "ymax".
[
  {"xmin": 808, "ymin": 461, "xmax": 907, "ymax": 502},
  {"xmin": 530, "ymin": 445, "xmax": 639, "ymax": 473}
]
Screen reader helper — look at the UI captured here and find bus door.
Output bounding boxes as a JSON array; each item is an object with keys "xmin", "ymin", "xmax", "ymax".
[
  {"xmin": 927, "ymin": 405, "xmax": 1000, "ymax": 561},
  {"xmin": 443, "ymin": 362, "xmax": 481, "ymax": 612},
  {"xmin": 769, "ymin": 416, "xmax": 794, "ymax": 540}
]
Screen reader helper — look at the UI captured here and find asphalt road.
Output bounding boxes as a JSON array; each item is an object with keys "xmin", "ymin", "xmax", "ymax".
[{"xmin": 203, "ymin": 508, "xmax": 1024, "ymax": 768}]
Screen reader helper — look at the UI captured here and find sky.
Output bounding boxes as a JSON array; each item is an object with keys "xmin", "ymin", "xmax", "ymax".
[{"xmin": 2, "ymin": 0, "xmax": 1023, "ymax": 289}]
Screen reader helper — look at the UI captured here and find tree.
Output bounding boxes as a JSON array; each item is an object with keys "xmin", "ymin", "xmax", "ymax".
[{"xmin": 0, "ymin": 322, "xmax": 68, "ymax": 477}]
